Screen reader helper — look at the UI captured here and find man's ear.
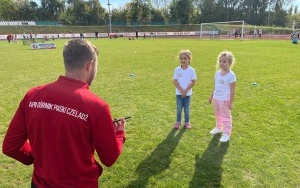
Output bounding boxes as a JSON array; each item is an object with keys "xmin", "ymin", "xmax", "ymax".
[{"xmin": 85, "ymin": 60, "xmax": 94, "ymax": 71}]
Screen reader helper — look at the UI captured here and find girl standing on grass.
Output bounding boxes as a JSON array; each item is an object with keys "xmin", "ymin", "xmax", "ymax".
[
  {"xmin": 209, "ymin": 51, "xmax": 236, "ymax": 142},
  {"xmin": 173, "ymin": 50, "xmax": 197, "ymax": 129}
]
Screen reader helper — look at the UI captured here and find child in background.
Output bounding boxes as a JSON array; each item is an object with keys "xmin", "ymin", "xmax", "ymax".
[
  {"xmin": 209, "ymin": 51, "xmax": 236, "ymax": 142},
  {"xmin": 173, "ymin": 50, "xmax": 197, "ymax": 129}
]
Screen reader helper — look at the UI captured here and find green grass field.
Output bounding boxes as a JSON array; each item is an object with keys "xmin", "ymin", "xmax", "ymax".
[{"xmin": 0, "ymin": 37, "xmax": 299, "ymax": 187}]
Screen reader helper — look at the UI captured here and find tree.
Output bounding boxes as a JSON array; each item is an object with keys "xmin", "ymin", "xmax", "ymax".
[
  {"xmin": 169, "ymin": 0, "xmax": 194, "ymax": 24},
  {"xmin": 288, "ymin": 5, "xmax": 293, "ymax": 15},
  {"xmin": 126, "ymin": 0, "xmax": 152, "ymax": 24},
  {"xmin": 84, "ymin": 0, "xmax": 106, "ymax": 25},
  {"xmin": 111, "ymin": 6, "xmax": 129, "ymax": 23},
  {"xmin": 151, "ymin": 0, "xmax": 170, "ymax": 10},
  {"xmin": 0, "ymin": 0, "xmax": 17, "ymax": 20},
  {"xmin": 240, "ymin": 0, "xmax": 269, "ymax": 26},
  {"xmin": 151, "ymin": 8, "xmax": 165, "ymax": 23},
  {"xmin": 198, "ymin": 0, "xmax": 217, "ymax": 23},
  {"xmin": 286, "ymin": 8, "xmax": 300, "ymax": 29},
  {"xmin": 15, "ymin": 0, "xmax": 39, "ymax": 20},
  {"xmin": 40, "ymin": 0, "xmax": 65, "ymax": 20},
  {"xmin": 273, "ymin": 0, "xmax": 287, "ymax": 26}
]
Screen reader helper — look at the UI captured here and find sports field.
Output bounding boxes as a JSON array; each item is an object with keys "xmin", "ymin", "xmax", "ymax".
[{"xmin": 0, "ymin": 38, "xmax": 299, "ymax": 187}]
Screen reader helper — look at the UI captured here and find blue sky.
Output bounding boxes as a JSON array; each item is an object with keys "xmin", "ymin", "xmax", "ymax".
[
  {"xmin": 100, "ymin": 0, "xmax": 127, "ymax": 8},
  {"xmin": 293, "ymin": 0, "xmax": 300, "ymax": 8},
  {"xmin": 31, "ymin": 0, "xmax": 127, "ymax": 7}
]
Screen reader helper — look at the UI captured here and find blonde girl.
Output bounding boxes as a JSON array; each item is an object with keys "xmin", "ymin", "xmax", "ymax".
[
  {"xmin": 173, "ymin": 50, "xmax": 197, "ymax": 129},
  {"xmin": 209, "ymin": 51, "xmax": 236, "ymax": 142}
]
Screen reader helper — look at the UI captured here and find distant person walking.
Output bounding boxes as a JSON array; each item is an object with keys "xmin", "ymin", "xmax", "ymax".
[
  {"xmin": 80, "ymin": 33, "xmax": 84, "ymax": 39},
  {"xmin": 253, "ymin": 28, "xmax": 257, "ymax": 39},
  {"xmin": 209, "ymin": 51, "xmax": 236, "ymax": 142},
  {"xmin": 136, "ymin": 30, "xmax": 138, "ymax": 39},
  {"xmin": 7, "ymin": 34, "xmax": 13, "ymax": 43},
  {"xmin": 173, "ymin": 50, "xmax": 197, "ymax": 129},
  {"xmin": 258, "ymin": 29, "xmax": 262, "ymax": 38}
]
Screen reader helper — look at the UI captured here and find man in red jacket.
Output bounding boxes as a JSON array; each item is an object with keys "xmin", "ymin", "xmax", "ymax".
[{"xmin": 2, "ymin": 39, "xmax": 126, "ymax": 188}]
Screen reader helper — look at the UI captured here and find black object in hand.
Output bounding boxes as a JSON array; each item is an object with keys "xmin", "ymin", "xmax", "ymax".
[{"xmin": 113, "ymin": 116, "xmax": 131, "ymax": 123}]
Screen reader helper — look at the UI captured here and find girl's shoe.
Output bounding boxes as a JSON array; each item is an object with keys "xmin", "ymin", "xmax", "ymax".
[
  {"xmin": 220, "ymin": 134, "xmax": 230, "ymax": 142},
  {"xmin": 174, "ymin": 122, "xmax": 181, "ymax": 129},
  {"xmin": 185, "ymin": 122, "xmax": 192, "ymax": 129},
  {"xmin": 210, "ymin": 128, "xmax": 222, "ymax": 135}
]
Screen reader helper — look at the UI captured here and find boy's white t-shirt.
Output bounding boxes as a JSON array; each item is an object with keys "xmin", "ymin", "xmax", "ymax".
[
  {"xmin": 213, "ymin": 70, "xmax": 236, "ymax": 100},
  {"xmin": 173, "ymin": 66, "xmax": 197, "ymax": 96}
]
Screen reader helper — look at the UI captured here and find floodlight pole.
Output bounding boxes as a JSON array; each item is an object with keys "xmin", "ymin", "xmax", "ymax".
[
  {"xmin": 108, "ymin": 0, "xmax": 112, "ymax": 34},
  {"xmin": 241, "ymin": 20, "xmax": 244, "ymax": 40},
  {"xmin": 200, "ymin": 24, "xmax": 203, "ymax": 39},
  {"xmin": 267, "ymin": 1, "xmax": 271, "ymax": 26},
  {"xmin": 292, "ymin": 20, "xmax": 295, "ymax": 33}
]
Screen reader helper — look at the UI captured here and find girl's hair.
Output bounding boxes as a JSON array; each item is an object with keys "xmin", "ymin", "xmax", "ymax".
[
  {"xmin": 179, "ymin": 49, "xmax": 192, "ymax": 64},
  {"xmin": 216, "ymin": 50, "xmax": 235, "ymax": 69}
]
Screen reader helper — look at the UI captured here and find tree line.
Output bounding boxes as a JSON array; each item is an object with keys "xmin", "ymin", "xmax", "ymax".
[{"xmin": 0, "ymin": 0, "xmax": 299, "ymax": 27}]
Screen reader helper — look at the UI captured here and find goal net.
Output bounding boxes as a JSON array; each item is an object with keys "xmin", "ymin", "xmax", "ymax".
[{"xmin": 200, "ymin": 21, "xmax": 252, "ymax": 40}]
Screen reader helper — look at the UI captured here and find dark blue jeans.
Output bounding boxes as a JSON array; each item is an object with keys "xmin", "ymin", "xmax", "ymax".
[{"xmin": 176, "ymin": 95, "xmax": 191, "ymax": 123}]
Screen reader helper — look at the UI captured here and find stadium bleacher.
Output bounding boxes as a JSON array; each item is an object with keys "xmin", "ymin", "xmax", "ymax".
[{"xmin": 0, "ymin": 21, "xmax": 36, "ymax": 26}]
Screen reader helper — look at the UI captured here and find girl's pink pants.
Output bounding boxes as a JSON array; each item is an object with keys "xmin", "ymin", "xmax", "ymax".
[{"xmin": 214, "ymin": 99, "xmax": 232, "ymax": 135}]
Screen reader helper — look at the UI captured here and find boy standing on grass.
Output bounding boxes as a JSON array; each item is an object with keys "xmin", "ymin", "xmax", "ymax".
[{"xmin": 173, "ymin": 49, "xmax": 197, "ymax": 129}]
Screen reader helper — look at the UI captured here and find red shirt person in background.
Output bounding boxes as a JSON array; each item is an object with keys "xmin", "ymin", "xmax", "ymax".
[
  {"xmin": 7, "ymin": 34, "xmax": 13, "ymax": 43},
  {"xmin": 2, "ymin": 39, "xmax": 126, "ymax": 188}
]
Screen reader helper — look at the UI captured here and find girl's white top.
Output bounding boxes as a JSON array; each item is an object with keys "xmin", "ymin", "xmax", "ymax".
[
  {"xmin": 173, "ymin": 66, "xmax": 197, "ymax": 96},
  {"xmin": 213, "ymin": 70, "xmax": 236, "ymax": 100}
]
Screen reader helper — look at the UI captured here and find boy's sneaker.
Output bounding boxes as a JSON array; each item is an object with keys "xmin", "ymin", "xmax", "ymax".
[
  {"xmin": 210, "ymin": 128, "xmax": 222, "ymax": 135},
  {"xmin": 185, "ymin": 122, "xmax": 192, "ymax": 129},
  {"xmin": 220, "ymin": 134, "xmax": 230, "ymax": 142},
  {"xmin": 174, "ymin": 122, "xmax": 181, "ymax": 129}
]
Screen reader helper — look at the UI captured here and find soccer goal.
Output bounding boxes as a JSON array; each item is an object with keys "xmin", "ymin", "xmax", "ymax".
[{"xmin": 200, "ymin": 20, "xmax": 251, "ymax": 40}]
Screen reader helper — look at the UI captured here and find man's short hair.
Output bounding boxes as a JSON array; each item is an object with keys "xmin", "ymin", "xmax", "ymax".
[{"xmin": 63, "ymin": 39, "xmax": 99, "ymax": 71}]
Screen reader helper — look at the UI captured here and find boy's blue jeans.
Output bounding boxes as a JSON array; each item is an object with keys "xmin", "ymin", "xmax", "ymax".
[{"xmin": 176, "ymin": 95, "xmax": 191, "ymax": 123}]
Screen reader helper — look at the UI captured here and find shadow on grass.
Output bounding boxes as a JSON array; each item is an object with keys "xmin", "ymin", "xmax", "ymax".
[
  {"xmin": 126, "ymin": 128, "xmax": 185, "ymax": 188},
  {"xmin": 189, "ymin": 134, "xmax": 230, "ymax": 188}
]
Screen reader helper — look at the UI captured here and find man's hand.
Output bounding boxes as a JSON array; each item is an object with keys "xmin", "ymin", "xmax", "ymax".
[{"xmin": 113, "ymin": 117, "xmax": 126, "ymax": 132}]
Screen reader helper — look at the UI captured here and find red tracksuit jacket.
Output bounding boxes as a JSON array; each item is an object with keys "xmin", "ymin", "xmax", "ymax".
[{"xmin": 2, "ymin": 76, "xmax": 125, "ymax": 188}]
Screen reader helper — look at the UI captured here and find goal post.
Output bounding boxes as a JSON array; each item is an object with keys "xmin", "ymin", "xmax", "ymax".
[{"xmin": 200, "ymin": 20, "xmax": 250, "ymax": 40}]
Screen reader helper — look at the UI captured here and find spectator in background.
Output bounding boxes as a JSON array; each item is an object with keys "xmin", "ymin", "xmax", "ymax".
[
  {"xmin": 80, "ymin": 33, "xmax": 85, "ymax": 39},
  {"xmin": 7, "ymin": 34, "xmax": 13, "ymax": 43},
  {"xmin": 258, "ymin": 29, "xmax": 262, "ymax": 38},
  {"xmin": 253, "ymin": 28, "xmax": 257, "ymax": 39}
]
